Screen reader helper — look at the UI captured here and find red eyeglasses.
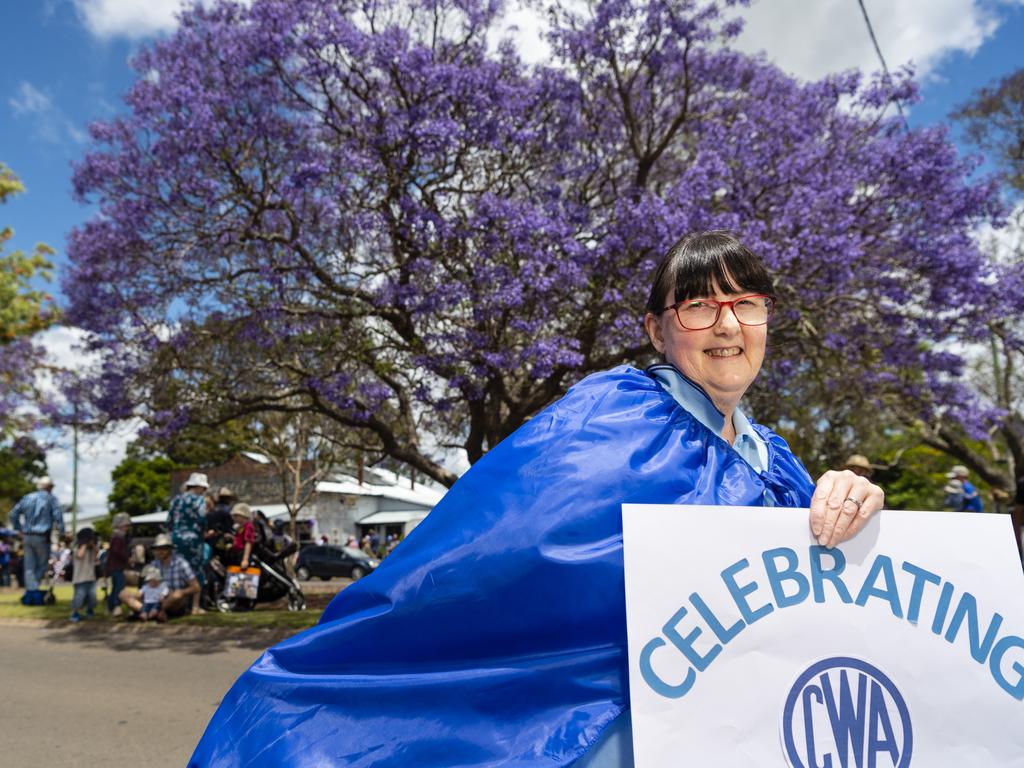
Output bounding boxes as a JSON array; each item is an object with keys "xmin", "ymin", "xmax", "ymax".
[{"xmin": 660, "ymin": 294, "xmax": 775, "ymax": 331}]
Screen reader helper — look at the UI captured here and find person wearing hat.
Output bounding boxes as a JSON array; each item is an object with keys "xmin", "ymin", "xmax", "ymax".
[
  {"xmin": 8, "ymin": 475, "xmax": 66, "ymax": 595},
  {"xmin": 947, "ymin": 465, "xmax": 983, "ymax": 513},
  {"xmin": 204, "ymin": 486, "xmax": 237, "ymax": 552},
  {"xmin": 118, "ymin": 533, "xmax": 200, "ymax": 621},
  {"xmin": 942, "ymin": 478, "xmax": 965, "ymax": 511},
  {"xmin": 841, "ymin": 454, "xmax": 875, "ymax": 479},
  {"xmin": 138, "ymin": 564, "xmax": 169, "ymax": 622},
  {"xmin": 104, "ymin": 512, "xmax": 133, "ymax": 616},
  {"xmin": 166, "ymin": 472, "xmax": 210, "ymax": 614},
  {"xmin": 230, "ymin": 503, "xmax": 256, "ymax": 570}
]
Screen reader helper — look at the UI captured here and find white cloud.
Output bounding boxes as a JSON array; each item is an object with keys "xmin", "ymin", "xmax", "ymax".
[
  {"xmin": 72, "ymin": 0, "xmax": 251, "ymax": 40},
  {"xmin": 733, "ymin": 0, "xmax": 1010, "ymax": 83},
  {"xmin": 975, "ymin": 200, "xmax": 1024, "ymax": 264},
  {"xmin": 495, "ymin": 4, "xmax": 553, "ymax": 64},
  {"xmin": 8, "ymin": 81, "xmax": 87, "ymax": 146},
  {"xmin": 490, "ymin": 0, "xmax": 1019, "ymax": 102},
  {"xmin": 9, "ymin": 81, "xmax": 52, "ymax": 115},
  {"xmin": 47, "ymin": 424, "xmax": 137, "ymax": 523},
  {"xmin": 33, "ymin": 326, "xmax": 139, "ymax": 521},
  {"xmin": 68, "ymin": 0, "xmax": 1019, "ymax": 90},
  {"xmin": 71, "ymin": 0, "xmax": 190, "ymax": 39}
]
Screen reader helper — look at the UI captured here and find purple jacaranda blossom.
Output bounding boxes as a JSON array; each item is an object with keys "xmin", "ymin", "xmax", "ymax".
[{"xmin": 62, "ymin": 0, "xmax": 1007, "ymax": 485}]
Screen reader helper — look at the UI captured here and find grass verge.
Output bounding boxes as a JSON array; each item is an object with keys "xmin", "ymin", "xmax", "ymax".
[{"xmin": 0, "ymin": 585, "xmax": 323, "ymax": 631}]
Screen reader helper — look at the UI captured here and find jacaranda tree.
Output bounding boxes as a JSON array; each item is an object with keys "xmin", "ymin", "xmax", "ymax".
[{"xmin": 65, "ymin": 0, "xmax": 1004, "ymax": 486}]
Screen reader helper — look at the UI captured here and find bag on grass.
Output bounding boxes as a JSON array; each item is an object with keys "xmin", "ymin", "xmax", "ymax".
[
  {"xmin": 224, "ymin": 566, "xmax": 260, "ymax": 600},
  {"xmin": 20, "ymin": 589, "xmax": 50, "ymax": 606}
]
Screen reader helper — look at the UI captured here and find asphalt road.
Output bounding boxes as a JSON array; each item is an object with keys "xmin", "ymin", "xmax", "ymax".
[{"xmin": 1, "ymin": 622, "xmax": 276, "ymax": 767}]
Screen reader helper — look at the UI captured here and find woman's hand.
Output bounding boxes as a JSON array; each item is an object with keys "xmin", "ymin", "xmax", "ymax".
[{"xmin": 809, "ymin": 470, "xmax": 885, "ymax": 548}]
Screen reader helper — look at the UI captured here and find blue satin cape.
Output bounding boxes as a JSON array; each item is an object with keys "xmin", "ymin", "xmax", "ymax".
[{"xmin": 189, "ymin": 366, "xmax": 814, "ymax": 766}]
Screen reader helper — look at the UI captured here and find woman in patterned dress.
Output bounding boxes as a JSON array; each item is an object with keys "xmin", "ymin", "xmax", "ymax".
[{"xmin": 166, "ymin": 472, "xmax": 209, "ymax": 615}]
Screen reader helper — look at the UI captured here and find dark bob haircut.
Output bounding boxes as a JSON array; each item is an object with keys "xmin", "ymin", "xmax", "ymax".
[{"xmin": 645, "ymin": 231, "xmax": 775, "ymax": 315}]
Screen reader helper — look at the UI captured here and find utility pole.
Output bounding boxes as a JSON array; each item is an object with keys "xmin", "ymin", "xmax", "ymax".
[{"xmin": 70, "ymin": 402, "xmax": 79, "ymax": 534}]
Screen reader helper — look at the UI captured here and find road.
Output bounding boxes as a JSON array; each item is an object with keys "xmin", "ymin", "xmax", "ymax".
[{"xmin": 1, "ymin": 622, "xmax": 279, "ymax": 767}]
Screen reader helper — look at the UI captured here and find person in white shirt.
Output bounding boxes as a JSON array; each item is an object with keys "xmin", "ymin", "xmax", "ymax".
[{"xmin": 139, "ymin": 565, "xmax": 170, "ymax": 622}]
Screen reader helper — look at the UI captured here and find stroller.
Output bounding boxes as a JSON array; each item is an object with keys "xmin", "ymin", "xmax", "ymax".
[{"xmin": 204, "ymin": 544, "xmax": 306, "ymax": 613}]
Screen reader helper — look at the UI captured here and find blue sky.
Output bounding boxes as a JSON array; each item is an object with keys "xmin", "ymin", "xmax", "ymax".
[
  {"xmin": 1, "ymin": 3, "xmax": 136, "ymax": 275},
  {"xmin": 2, "ymin": 0, "xmax": 1023, "ymax": 517},
  {"xmin": 2, "ymin": 0, "xmax": 1022, "ymax": 289}
]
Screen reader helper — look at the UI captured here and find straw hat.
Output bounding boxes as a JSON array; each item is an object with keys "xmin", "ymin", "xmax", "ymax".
[
  {"xmin": 35, "ymin": 475, "xmax": 54, "ymax": 490},
  {"xmin": 141, "ymin": 565, "xmax": 162, "ymax": 582},
  {"xmin": 152, "ymin": 533, "xmax": 175, "ymax": 549},
  {"xmin": 231, "ymin": 503, "xmax": 252, "ymax": 520},
  {"xmin": 946, "ymin": 465, "xmax": 969, "ymax": 479},
  {"xmin": 112, "ymin": 513, "xmax": 132, "ymax": 528},
  {"xmin": 842, "ymin": 455, "xmax": 873, "ymax": 472},
  {"xmin": 216, "ymin": 486, "xmax": 236, "ymax": 500},
  {"xmin": 185, "ymin": 472, "xmax": 210, "ymax": 489}
]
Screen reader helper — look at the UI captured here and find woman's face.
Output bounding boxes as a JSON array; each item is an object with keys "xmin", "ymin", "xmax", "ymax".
[{"xmin": 644, "ymin": 280, "xmax": 767, "ymax": 415}]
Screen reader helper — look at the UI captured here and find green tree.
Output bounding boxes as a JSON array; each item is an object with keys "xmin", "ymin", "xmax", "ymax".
[
  {"xmin": 0, "ymin": 165, "xmax": 58, "ymax": 440},
  {"xmin": 953, "ymin": 68, "xmax": 1024, "ymax": 193},
  {"xmin": 107, "ymin": 419, "xmax": 259, "ymax": 518},
  {"xmin": 0, "ymin": 436, "xmax": 47, "ymax": 522},
  {"xmin": 153, "ymin": 417, "xmax": 260, "ymax": 468},
  {"xmin": 108, "ymin": 445, "xmax": 179, "ymax": 518},
  {"xmin": 0, "ymin": 165, "xmax": 56, "ymax": 342}
]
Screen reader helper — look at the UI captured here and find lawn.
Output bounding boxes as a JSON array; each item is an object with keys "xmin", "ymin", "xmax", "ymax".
[{"xmin": 0, "ymin": 584, "xmax": 324, "ymax": 631}]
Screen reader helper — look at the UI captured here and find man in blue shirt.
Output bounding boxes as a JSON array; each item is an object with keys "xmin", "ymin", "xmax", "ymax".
[
  {"xmin": 9, "ymin": 476, "xmax": 65, "ymax": 591},
  {"xmin": 947, "ymin": 465, "xmax": 984, "ymax": 513}
]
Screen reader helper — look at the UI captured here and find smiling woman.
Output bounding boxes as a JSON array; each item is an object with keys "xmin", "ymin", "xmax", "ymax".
[
  {"xmin": 643, "ymin": 232, "xmax": 774, "ymax": 442},
  {"xmin": 190, "ymin": 231, "xmax": 886, "ymax": 768}
]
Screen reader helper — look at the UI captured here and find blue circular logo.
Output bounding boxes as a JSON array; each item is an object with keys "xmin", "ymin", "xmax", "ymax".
[{"xmin": 781, "ymin": 656, "xmax": 912, "ymax": 768}]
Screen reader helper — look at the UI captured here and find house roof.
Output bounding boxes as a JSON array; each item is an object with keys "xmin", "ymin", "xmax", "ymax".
[
  {"xmin": 315, "ymin": 475, "xmax": 444, "ymax": 508},
  {"xmin": 357, "ymin": 510, "xmax": 429, "ymax": 525}
]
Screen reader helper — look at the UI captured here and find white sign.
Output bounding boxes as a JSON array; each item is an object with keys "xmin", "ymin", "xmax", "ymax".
[{"xmin": 622, "ymin": 505, "xmax": 1024, "ymax": 767}]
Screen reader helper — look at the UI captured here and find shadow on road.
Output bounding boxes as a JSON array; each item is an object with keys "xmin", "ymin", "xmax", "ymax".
[{"xmin": 36, "ymin": 621, "xmax": 295, "ymax": 655}]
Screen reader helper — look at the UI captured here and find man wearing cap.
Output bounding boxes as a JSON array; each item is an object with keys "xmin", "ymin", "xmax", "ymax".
[
  {"xmin": 9, "ymin": 476, "xmax": 65, "ymax": 593},
  {"xmin": 118, "ymin": 533, "xmax": 200, "ymax": 621},
  {"xmin": 167, "ymin": 472, "xmax": 210, "ymax": 614},
  {"xmin": 947, "ymin": 465, "xmax": 983, "ymax": 513}
]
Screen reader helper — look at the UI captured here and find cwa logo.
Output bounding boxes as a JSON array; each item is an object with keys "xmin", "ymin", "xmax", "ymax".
[{"xmin": 781, "ymin": 656, "xmax": 912, "ymax": 768}]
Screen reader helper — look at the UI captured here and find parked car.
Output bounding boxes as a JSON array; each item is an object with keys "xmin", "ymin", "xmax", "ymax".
[{"xmin": 295, "ymin": 545, "xmax": 379, "ymax": 581}]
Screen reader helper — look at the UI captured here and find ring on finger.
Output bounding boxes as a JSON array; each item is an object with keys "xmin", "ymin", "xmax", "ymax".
[{"xmin": 843, "ymin": 496, "xmax": 863, "ymax": 510}]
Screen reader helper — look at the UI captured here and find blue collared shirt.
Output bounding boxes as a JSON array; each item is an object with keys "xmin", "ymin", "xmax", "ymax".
[
  {"xmin": 648, "ymin": 364, "xmax": 769, "ymax": 474},
  {"xmin": 10, "ymin": 490, "xmax": 66, "ymax": 536},
  {"xmin": 550, "ymin": 367, "xmax": 778, "ymax": 768}
]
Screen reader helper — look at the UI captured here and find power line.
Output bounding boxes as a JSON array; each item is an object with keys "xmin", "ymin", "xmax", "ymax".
[{"xmin": 855, "ymin": 0, "xmax": 910, "ymax": 130}]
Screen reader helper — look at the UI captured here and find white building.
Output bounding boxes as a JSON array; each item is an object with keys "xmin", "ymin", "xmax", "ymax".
[{"xmin": 152, "ymin": 456, "xmax": 447, "ymax": 545}]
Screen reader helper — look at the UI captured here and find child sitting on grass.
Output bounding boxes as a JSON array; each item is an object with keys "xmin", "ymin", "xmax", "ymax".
[{"xmin": 139, "ymin": 565, "xmax": 169, "ymax": 622}]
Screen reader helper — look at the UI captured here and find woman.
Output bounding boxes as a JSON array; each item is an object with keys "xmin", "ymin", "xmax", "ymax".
[
  {"xmin": 166, "ymin": 472, "xmax": 209, "ymax": 615},
  {"xmin": 190, "ymin": 232, "xmax": 882, "ymax": 767},
  {"xmin": 104, "ymin": 512, "xmax": 132, "ymax": 616}
]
